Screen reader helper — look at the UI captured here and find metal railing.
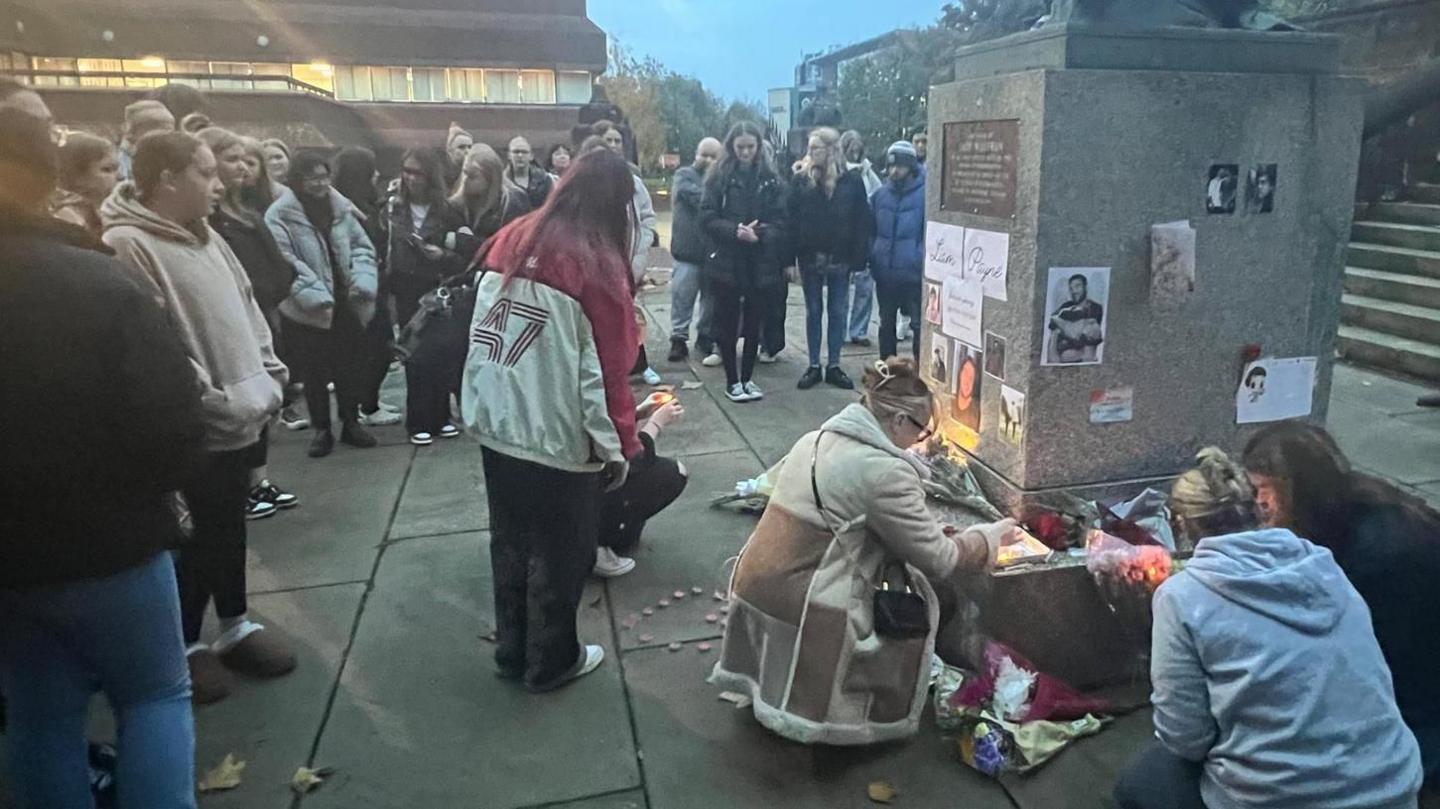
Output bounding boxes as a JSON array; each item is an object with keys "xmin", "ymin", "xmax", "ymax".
[{"xmin": 0, "ymin": 69, "xmax": 334, "ymax": 98}]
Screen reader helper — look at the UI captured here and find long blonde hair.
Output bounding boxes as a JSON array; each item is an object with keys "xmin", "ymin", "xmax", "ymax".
[
  {"xmin": 797, "ymin": 126, "xmax": 845, "ymax": 196},
  {"xmin": 450, "ymin": 142, "xmax": 506, "ymax": 229}
]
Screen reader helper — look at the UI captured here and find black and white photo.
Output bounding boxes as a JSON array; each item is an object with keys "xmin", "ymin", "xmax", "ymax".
[
  {"xmin": 928, "ymin": 334, "xmax": 951, "ymax": 390},
  {"xmin": 1042, "ymin": 267, "xmax": 1109, "ymax": 367},
  {"xmin": 999, "ymin": 385, "xmax": 1025, "ymax": 445},
  {"xmin": 984, "ymin": 332, "xmax": 1006, "ymax": 381},
  {"xmin": 1206, "ymin": 164, "xmax": 1238, "ymax": 214},
  {"xmin": 1245, "ymin": 163, "xmax": 1276, "ymax": 214}
]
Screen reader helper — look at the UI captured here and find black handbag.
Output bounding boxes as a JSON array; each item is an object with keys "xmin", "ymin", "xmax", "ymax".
[
  {"xmin": 808, "ymin": 431, "xmax": 931, "ymax": 640},
  {"xmin": 394, "ymin": 240, "xmax": 491, "ymax": 365}
]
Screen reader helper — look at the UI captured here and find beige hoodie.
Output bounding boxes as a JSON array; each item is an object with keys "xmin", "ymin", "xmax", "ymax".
[{"xmin": 102, "ymin": 181, "xmax": 286, "ymax": 452}]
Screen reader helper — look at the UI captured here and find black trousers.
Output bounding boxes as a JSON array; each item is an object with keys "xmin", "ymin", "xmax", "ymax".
[
  {"xmin": 405, "ymin": 353, "xmax": 462, "ymax": 435},
  {"xmin": 243, "ymin": 424, "xmax": 269, "ymax": 470},
  {"xmin": 876, "ymin": 278, "xmax": 923, "ymax": 363},
  {"xmin": 599, "ymin": 434, "xmax": 688, "ymax": 554},
  {"xmin": 761, "ymin": 279, "xmax": 788, "ymax": 356},
  {"xmin": 481, "ymin": 448, "xmax": 601, "ymax": 687},
  {"xmin": 358, "ymin": 301, "xmax": 395, "ymax": 414},
  {"xmin": 177, "ymin": 447, "xmax": 253, "ymax": 644},
  {"xmin": 711, "ymin": 283, "xmax": 764, "ymax": 387},
  {"xmin": 1113, "ymin": 742, "xmax": 1206, "ymax": 809},
  {"xmin": 283, "ymin": 313, "xmax": 365, "ymax": 431}
]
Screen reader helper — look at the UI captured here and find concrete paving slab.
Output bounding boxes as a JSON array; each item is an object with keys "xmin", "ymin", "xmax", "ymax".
[
  {"xmin": 192, "ymin": 585, "xmax": 365, "ymax": 809},
  {"xmin": 697, "ymin": 367, "xmax": 856, "ymax": 468},
  {"xmin": 609, "ymin": 450, "xmax": 763, "ymax": 651},
  {"xmin": 307, "ymin": 532, "xmax": 638, "ymax": 809},
  {"xmin": 535, "ymin": 789, "xmax": 647, "ymax": 809},
  {"xmin": 1419, "ymin": 481, "xmax": 1440, "ymax": 509},
  {"xmin": 1330, "ymin": 362, "xmax": 1434, "ymax": 416},
  {"xmin": 623, "ymin": 642, "xmax": 1014, "ymax": 809},
  {"xmin": 245, "ymin": 442, "xmax": 410, "ymax": 593},
  {"xmin": 388, "ymin": 439, "xmax": 489, "ymax": 541},
  {"xmin": 1326, "ymin": 397, "xmax": 1440, "ymax": 486}
]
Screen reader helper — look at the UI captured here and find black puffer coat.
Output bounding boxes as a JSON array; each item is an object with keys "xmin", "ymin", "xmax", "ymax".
[
  {"xmin": 787, "ymin": 169, "xmax": 874, "ymax": 273},
  {"xmin": 698, "ymin": 164, "xmax": 788, "ymax": 291}
]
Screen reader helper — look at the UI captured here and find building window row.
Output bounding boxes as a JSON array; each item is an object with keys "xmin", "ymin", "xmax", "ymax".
[{"xmin": 16, "ymin": 56, "xmax": 591, "ymax": 105}]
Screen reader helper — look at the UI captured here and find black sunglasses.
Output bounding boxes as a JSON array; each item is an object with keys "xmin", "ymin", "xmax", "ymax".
[{"xmin": 903, "ymin": 414, "xmax": 934, "ymax": 442}]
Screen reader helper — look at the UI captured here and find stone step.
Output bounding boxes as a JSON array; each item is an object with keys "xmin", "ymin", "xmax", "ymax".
[
  {"xmin": 1411, "ymin": 183, "xmax": 1440, "ymax": 206},
  {"xmin": 1337, "ymin": 324, "xmax": 1440, "ymax": 383},
  {"xmin": 1351, "ymin": 221, "xmax": 1440, "ymax": 253},
  {"xmin": 1347, "ymin": 242, "xmax": 1440, "ymax": 279},
  {"xmin": 1345, "ymin": 267, "xmax": 1440, "ymax": 310},
  {"xmin": 1341, "ymin": 293, "xmax": 1440, "ymax": 345},
  {"xmin": 1365, "ymin": 201, "xmax": 1440, "ymax": 227}
]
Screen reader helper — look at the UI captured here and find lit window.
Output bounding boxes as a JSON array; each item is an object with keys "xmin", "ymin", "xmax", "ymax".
[
  {"xmin": 412, "ymin": 68, "xmax": 446, "ymax": 102},
  {"xmin": 368, "ymin": 66, "xmax": 407, "ymax": 101},
  {"xmin": 290, "ymin": 62, "xmax": 335, "ymax": 93},
  {"xmin": 486, "ymin": 69, "xmax": 520, "ymax": 104},
  {"xmin": 77, "ymin": 58, "xmax": 125, "ymax": 88},
  {"xmin": 449, "ymin": 68, "xmax": 485, "ymax": 102},
  {"xmin": 335, "ymin": 65, "xmax": 373, "ymax": 100},
  {"xmin": 31, "ymin": 56, "xmax": 78, "ymax": 86},
  {"xmin": 557, "ymin": 71, "xmax": 591, "ymax": 105},
  {"xmin": 520, "ymin": 70, "xmax": 555, "ymax": 104},
  {"xmin": 166, "ymin": 60, "xmax": 210, "ymax": 90}
]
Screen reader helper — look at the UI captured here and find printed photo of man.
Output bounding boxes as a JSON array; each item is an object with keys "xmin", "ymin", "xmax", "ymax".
[{"xmin": 1044, "ymin": 269, "xmax": 1108, "ymax": 366}]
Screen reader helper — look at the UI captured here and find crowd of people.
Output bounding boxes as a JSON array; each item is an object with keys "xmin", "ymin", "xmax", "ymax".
[
  {"xmin": 666, "ymin": 124, "xmax": 930, "ymax": 403},
  {"xmin": 2, "ymin": 73, "xmax": 1437, "ymax": 809}
]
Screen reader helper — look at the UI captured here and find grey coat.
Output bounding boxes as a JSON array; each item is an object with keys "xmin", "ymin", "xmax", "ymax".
[{"xmin": 266, "ymin": 187, "xmax": 379, "ymax": 330}]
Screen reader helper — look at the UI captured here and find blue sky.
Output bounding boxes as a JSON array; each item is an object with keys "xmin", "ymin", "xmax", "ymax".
[{"xmin": 587, "ymin": 0, "xmax": 947, "ymax": 103}]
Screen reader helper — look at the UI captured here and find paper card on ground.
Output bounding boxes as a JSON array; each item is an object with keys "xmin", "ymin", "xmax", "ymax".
[
  {"xmin": 1236, "ymin": 357, "xmax": 1316, "ymax": 424},
  {"xmin": 925, "ymin": 221, "xmax": 965, "ymax": 282},
  {"xmin": 941, "ymin": 273, "xmax": 983, "ymax": 347},
  {"xmin": 964, "ymin": 228, "xmax": 1010, "ymax": 301},
  {"xmin": 1089, "ymin": 387, "xmax": 1134, "ymax": 424}
]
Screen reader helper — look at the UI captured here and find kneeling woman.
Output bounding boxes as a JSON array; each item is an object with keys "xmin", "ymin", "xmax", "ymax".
[
  {"xmin": 712, "ymin": 358, "xmax": 1010, "ymax": 745},
  {"xmin": 1114, "ymin": 448, "xmax": 1422, "ymax": 809}
]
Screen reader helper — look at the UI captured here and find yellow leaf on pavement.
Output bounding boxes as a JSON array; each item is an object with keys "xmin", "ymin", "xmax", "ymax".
[
  {"xmin": 198, "ymin": 754, "xmax": 246, "ymax": 792},
  {"xmin": 867, "ymin": 781, "xmax": 897, "ymax": 804},
  {"xmin": 290, "ymin": 766, "xmax": 335, "ymax": 795}
]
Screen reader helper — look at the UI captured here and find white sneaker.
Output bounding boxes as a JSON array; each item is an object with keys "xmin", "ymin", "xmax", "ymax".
[
  {"xmin": 742, "ymin": 381, "xmax": 764, "ymax": 401},
  {"xmin": 641, "ymin": 367, "xmax": 662, "ymax": 386},
  {"xmin": 377, "ymin": 401, "xmax": 402, "ymax": 414},
  {"xmin": 757, "ymin": 351, "xmax": 779, "ymax": 364},
  {"xmin": 525, "ymin": 644, "xmax": 605, "ymax": 693},
  {"xmin": 440, "ymin": 424, "xmax": 461, "ymax": 439},
  {"xmin": 410, "ymin": 432, "xmax": 434, "ymax": 446},
  {"xmin": 593, "ymin": 546, "xmax": 636, "ymax": 578},
  {"xmin": 358, "ymin": 407, "xmax": 402, "ymax": 427},
  {"xmin": 726, "ymin": 383, "xmax": 749, "ymax": 403},
  {"xmin": 701, "ymin": 353, "xmax": 722, "ymax": 368}
]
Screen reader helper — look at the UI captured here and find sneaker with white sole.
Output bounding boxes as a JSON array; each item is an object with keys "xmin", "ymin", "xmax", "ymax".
[
  {"xmin": 525, "ymin": 644, "xmax": 605, "ymax": 693},
  {"xmin": 726, "ymin": 383, "xmax": 749, "ymax": 403},
  {"xmin": 701, "ymin": 353, "xmax": 722, "ymax": 367},
  {"xmin": 377, "ymin": 401, "xmax": 402, "ymax": 414},
  {"xmin": 358, "ymin": 407, "xmax": 403, "ymax": 427},
  {"xmin": 245, "ymin": 498, "xmax": 278, "ymax": 520},
  {"xmin": 410, "ymin": 432, "xmax": 435, "ymax": 446},
  {"xmin": 757, "ymin": 351, "xmax": 779, "ymax": 364},
  {"xmin": 593, "ymin": 546, "xmax": 636, "ymax": 578},
  {"xmin": 742, "ymin": 381, "xmax": 764, "ymax": 401},
  {"xmin": 641, "ymin": 367, "xmax": 662, "ymax": 386},
  {"xmin": 279, "ymin": 406, "xmax": 309, "ymax": 431},
  {"xmin": 439, "ymin": 424, "xmax": 461, "ymax": 439}
]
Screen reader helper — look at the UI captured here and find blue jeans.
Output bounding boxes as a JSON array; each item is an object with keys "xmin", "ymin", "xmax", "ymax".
[
  {"xmin": 848, "ymin": 270, "xmax": 875, "ymax": 341},
  {"xmin": 669, "ymin": 260, "xmax": 712, "ymax": 350},
  {"xmin": 801, "ymin": 262, "xmax": 850, "ymax": 368},
  {"xmin": 0, "ymin": 553, "xmax": 196, "ymax": 809}
]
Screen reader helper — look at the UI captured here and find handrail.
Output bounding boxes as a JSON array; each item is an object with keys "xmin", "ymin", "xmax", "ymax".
[{"xmin": 0, "ymin": 69, "xmax": 334, "ymax": 98}]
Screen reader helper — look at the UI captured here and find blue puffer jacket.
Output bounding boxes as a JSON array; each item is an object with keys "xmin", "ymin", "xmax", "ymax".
[{"xmin": 869, "ymin": 176, "xmax": 925, "ymax": 285}]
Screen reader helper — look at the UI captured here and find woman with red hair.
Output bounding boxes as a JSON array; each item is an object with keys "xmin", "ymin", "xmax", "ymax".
[{"xmin": 459, "ymin": 148, "xmax": 640, "ymax": 692}]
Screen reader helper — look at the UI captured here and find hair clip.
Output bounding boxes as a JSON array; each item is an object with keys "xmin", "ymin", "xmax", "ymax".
[{"xmin": 872, "ymin": 360, "xmax": 895, "ymax": 388}]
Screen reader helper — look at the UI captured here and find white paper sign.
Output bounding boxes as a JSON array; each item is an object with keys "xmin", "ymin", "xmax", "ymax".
[
  {"xmin": 925, "ymin": 221, "xmax": 965, "ymax": 282},
  {"xmin": 1089, "ymin": 387, "xmax": 1134, "ymax": 424},
  {"xmin": 1236, "ymin": 357, "xmax": 1317, "ymax": 424},
  {"xmin": 942, "ymin": 274, "xmax": 983, "ymax": 348},
  {"xmin": 964, "ymin": 228, "xmax": 1010, "ymax": 301},
  {"xmin": 1150, "ymin": 220, "xmax": 1196, "ymax": 311}
]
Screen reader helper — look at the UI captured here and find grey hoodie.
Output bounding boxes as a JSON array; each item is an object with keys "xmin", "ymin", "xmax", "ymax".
[
  {"xmin": 102, "ymin": 182, "xmax": 286, "ymax": 452},
  {"xmin": 1152, "ymin": 528, "xmax": 1422, "ymax": 809}
]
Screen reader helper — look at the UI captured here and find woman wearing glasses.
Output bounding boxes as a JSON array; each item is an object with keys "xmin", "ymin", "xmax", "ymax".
[{"xmin": 712, "ymin": 357, "xmax": 1014, "ymax": 745}]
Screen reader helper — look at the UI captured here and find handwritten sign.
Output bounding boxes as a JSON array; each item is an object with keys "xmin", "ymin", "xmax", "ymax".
[
  {"xmin": 924, "ymin": 221, "xmax": 964, "ymax": 282},
  {"xmin": 964, "ymin": 228, "xmax": 1010, "ymax": 301},
  {"xmin": 942, "ymin": 120, "xmax": 1019, "ymax": 219},
  {"xmin": 942, "ymin": 273, "xmax": 983, "ymax": 348}
]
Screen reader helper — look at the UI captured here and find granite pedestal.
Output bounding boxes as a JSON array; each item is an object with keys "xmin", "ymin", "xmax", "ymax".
[{"xmin": 924, "ymin": 25, "xmax": 1366, "ymax": 509}]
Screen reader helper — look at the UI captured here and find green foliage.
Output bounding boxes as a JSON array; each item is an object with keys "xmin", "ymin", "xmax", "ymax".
[
  {"xmin": 722, "ymin": 99, "xmax": 769, "ymax": 133},
  {"xmin": 657, "ymin": 74, "xmax": 723, "ymax": 160}
]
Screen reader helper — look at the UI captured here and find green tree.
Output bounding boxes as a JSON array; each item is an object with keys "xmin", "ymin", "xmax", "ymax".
[
  {"xmin": 837, "ymin": 43, "xmax": 933, "ymax": 151},
  {"xmin": 656, "ymin": 73, "xmax": 723, "ymax": 158},
  {"xmin": 722, "ymin": 99, "xmax": 769, "ymax": 133},
  {"xmin": 599, "ymin": 42, "xmax": 667, "ymax": 173}
]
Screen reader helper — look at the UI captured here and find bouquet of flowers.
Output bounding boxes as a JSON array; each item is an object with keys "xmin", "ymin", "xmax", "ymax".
[{"xmin": 1085, "ymin": 530, "xmax": 1173, "ymax": 640}]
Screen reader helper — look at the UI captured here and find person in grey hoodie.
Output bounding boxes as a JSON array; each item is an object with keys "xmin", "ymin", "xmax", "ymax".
[
  {"xmin": 103, "ymin": 131, "xmax": 295, "ymax": 706},
  {"xmin": 1114, "ymin": 448, "xmax": 1423, "ymax": 809}
]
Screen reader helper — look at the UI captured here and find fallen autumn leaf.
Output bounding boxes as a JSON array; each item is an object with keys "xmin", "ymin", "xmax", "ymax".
[
  {"xmin": 867, "ymin": 781, "xmax": 898, "ymax": 804},
  {"xmin": 198, "ymin": 754, "xmax": 246, "ymax": 792}
]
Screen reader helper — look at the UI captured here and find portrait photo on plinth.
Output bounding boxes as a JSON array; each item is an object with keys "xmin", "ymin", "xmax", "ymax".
[
  {"xmin": 1042, "ymin": 267, "xmax": 1109, "ymax": 367},
  {"xmin": 1206, "ymin": 163, "xmax": 1239, "ymax": 214},
  {"xmin": 951, "ymin": 342, "xmax": 982, "ymax": 432},
  {"xmin": 1245, "ymin": 163, "xmax": 1277, "ymax": 214}
]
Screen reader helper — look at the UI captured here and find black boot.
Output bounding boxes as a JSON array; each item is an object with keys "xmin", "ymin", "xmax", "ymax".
[
  {"xmin": 1419, "ymin": 393, "xmax": 1440, "ymax": 408},
  {"xmin": 825, "ymin": 366, "xmax": 855, "ymax": 390},
  {"xmin": 308, "ymin": 429, "xmax": 335, "ymax": 458},
  {"xmin": 340, "ymin": 420, "xmax": 377, "ymax": 449},
  {"xmin": 667, "ymin": 337, "xmax": 689, "ymax": 363}
]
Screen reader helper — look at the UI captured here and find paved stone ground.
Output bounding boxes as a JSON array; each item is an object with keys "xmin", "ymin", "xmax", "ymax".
[{"xmin": 2, "ymin": 281, "xmax": 1436, "ymax": 809}]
